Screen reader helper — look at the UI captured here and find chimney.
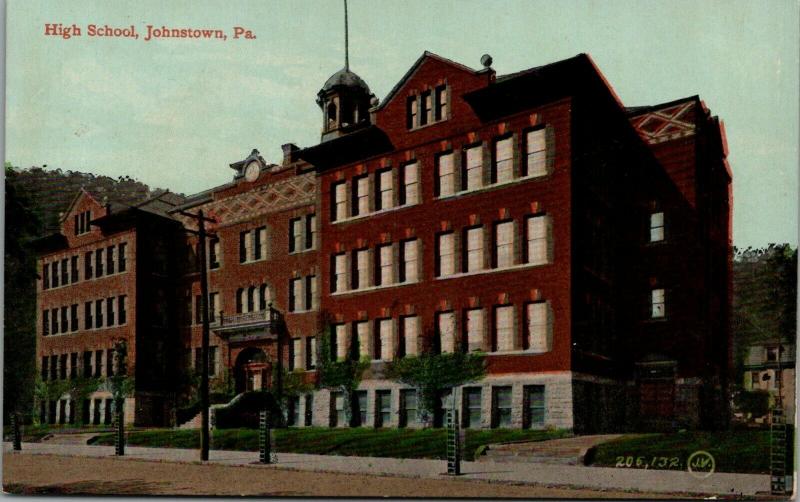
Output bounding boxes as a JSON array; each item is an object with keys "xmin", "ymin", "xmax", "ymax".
[{"xmin": 282, "ymin": 143, "xmax": 300, "ymax": 166}]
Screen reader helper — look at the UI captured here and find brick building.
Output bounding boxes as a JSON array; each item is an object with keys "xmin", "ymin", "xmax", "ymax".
[{"xmin": 33, "ymin": 51, "xmax": 731, "ymax": 431}]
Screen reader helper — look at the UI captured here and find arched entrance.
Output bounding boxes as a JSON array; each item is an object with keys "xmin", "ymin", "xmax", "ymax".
[{"xmin": 234, "ymin": 348, "xmax": 271, "ymax": 394}]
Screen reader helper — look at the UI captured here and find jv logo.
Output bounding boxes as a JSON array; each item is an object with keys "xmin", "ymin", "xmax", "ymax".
[{"xmin": 686, "ymin": 450, "xmax": 715, "ymax": 479}]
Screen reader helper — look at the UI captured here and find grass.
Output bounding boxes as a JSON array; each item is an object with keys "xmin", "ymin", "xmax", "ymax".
[
  {"xmin": 589, "ymin": 429, "xmax": 793, "ymax": 474},
  {"xmin": 89, "ymin": 427, "xmax": 571, "ymax": 461},
  {"xmin": 3, "ymin": 423, "xmax": 115, "ymax": 442}
]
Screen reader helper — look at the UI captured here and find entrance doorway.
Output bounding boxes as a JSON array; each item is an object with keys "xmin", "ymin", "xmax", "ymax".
[{"xmin": 234, "ymin": 348, "xmax": 270, "ymax": 394}]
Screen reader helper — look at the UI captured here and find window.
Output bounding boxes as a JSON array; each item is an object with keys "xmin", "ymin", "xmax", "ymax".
[
  {"xmin": 524, "ymin": 385, "xmax": 545, "ymax": 428},
  {"xmin": 650, "ymin": 212, "xmax": 665, "ymax": 242},
  {"xmin": 436, "ymin": 152, "xmax": 455, "ymax": 197},
  {"xmin": 332, "ymin": 253, "xmax": 347, "ymax": 293},
  {"xmin": 466, "ymin": 308, "xmax": 484, "ymax": 352},
  {"xmin": 254, "ymin": 226, "xmax": 266, "ymax": 260},
  {"xmin": 83, "ymin": 351, "xmax": 92, "ymax": 377},
  {"xmin": 43, "ymin": 310, "xmax": 50, "ymax": 336},
  {"xmin": 43, "ymin": 263, "xmax": 50, "ymax": 290},
  {"xmin": 355, "ymin": 321, "xmax": 370, "ymax": 359},
  {"xmin": 766, "ymin": 347, "xmax": 779, "ymax": 362},
  {"xmin": 332, "ymin": 181, "xmax": 347, "ymax": 222},
  {"xmin": 85, "ymin": 252, "xmax": 93, "ymax": 280},
  {"xmin": 286, "ymin": 396, "xmax": 300, "ymax": 426},
  {"xmin": 118, "ymin": 295, "xmax": 127, "ymax": 325},
  {"xmin": 95, "ymin": 299, "xmax": 103, "ymax": 328},
  {"xmin": 526, "ymin": 215, "xmax": 549, "ymax": 265},
  {"xmin": 84, "ymin": 302, "xmax": 92, "ymax": 329},
  {"xmin": 106, "ymin": 349, "xmax": 114, "ymax": 377},
  {"xmin": 355, "ymin": 390, "xmax": 368, "ymax": 426},
  {"xmin": 50, "ymin": 355, "xmax": 57, "ymax": 380},
  {"xmin": 436, "ymin": 232, "xmax": 455, "ymax": 277},
  {"xmin": 494, "ymin": 221, "xmax": 515, "ymax": 268},
  {"xmin": 304, "ymin": 394, "xmax": 314, "ymax": 426},
  {"xmin": 400, "ymin": 239, "xmax": 419, "ymax": 283},
  {"xmin": 206, "ymin": 292, "xmax": 218, "ymax": 322},
  {"xmin": 526, "ymin": 302, "xmax": 550, "ymax": 352},
  {"xmin": 239, "ymin": 232, "xmax": 248, "ymax": 263},
  {"xmin": 306, "ymin": 337, "xmax": 316, "ymax": 369},
  {"xmin": 51, "ymin": 307, "xmax": 58, "ymax": 334},
  {"xmin": 651, "ymin": 288, "xmax": 665, "ymax": 318},
  {"xmin": 239, "ymin": 227, "xmax": 266, "ymax": 263},
  {"xmin": 333, "ymin": 324, "xmax": 348, "ymax": 361},
  {"xmin": 61, "ymin": 258, "xmax": 68, "ymax": 285},
  {"xmin": 524, "ymin": 128, "xmax": 547, "ymax": 177},
  {"xmin": 94, "ymin": 350, "xmax": 103, "ymax": 378},
  {"xmin": 106, "ymin": 298, "xmax": 115, "ymax": 327},
  {"xmin": 434, "ymin": 85, "xmax": 447, "ymax": 121},
  {"xmin": 437, "ymin": 311, "xmax": 455, "ymax": 353},
  {"xmin": 41, "ymin": 356, "xmax": 49, "ymax": 381},
  {"xmin": 60, "ymin": 354, "xmax": 67, "ymax": 380},
  {"xmin": 51, "ymin": 261, "xmax": 59, "ymax": 288},
  {"xmin": 463, "ymin": 144, "xmax": 483, "ymax": 191},
  {"xmin": 209, "ymin": 238, "xmax": 220, "ymax": 269},
  {"xmin": 70, "ymin": 353, "xmax": 78, "ymax": 379},
  {"xmin": 118, "ymin": 243, "xmax": 127, "ymax": 272},
  {"xmin": 60, "ymin": 306, "xmax": 68, "ymax": 333},
  {"xmin": 376, "ymin": 169, "xmax": 393, "ymax": 211},
  {"xmin": 258, "ymin": 284, "xmax": 270, "ymax": 311},
  {"xmin": 305, "ymin": 275, "xmax": 317, "ymax": 310},
  {"xmin": 465, "ymin": 226, "xmax": 484, "ymax": 272},
  {"xmin": 106, "ymin": 246, "xmax": 115, "ymax": 274},
  {"xmin": 289, "ymin": 218, "xmax": 303, "ymax": 252},
  {"xmin": 71, "ymin": 256, "xmax": 79, "ymax": 283},
  {"xmin": 494, "ymin": 305, "xmax": 515, "ymax": 352},
  {"xmin": 247, "ymin": 286, "xmax": 256, "ymax": 312},
  {"xmin": 463, "ymin": 388, "xmax": 482, "ymax": 428},
  {"xmin": 401, "ymin": 315, "xmax": 419, "ymax": 357},
  {"xmin": 75, "ymin": 210, "xmax": 91, "ymax": 235},
  {"xmin": 400, "ymin": 389, "xmax": 418, "ymax": 427},
  {"xmin": 353, "ymin": 249, "xmax": 369, "ymax": 289},
  {"xmin": 376, "ymin": 319, "xmax": 393, "ymax": 361},
  {"xmin": 352, "ymin": 176, "xmax": 369, "ymax": 216},
  {"xmin": 305, "ymin": 214, "xmax": 317, "ymax": 250},
  {"xmin": 70, "ymin": 304, "xmax": 78, "ymax": 332},
  {"xmin": 376, "ymin": 244, "xmax": 393, "ymax": 286},
  {"xmin": 400, "ymin": 162, "xmax": 419, "ymax": 206},
  {"xmin": 420, "ymin": 90, "xmax": 432, "ymax": 126},
  {"xmin": 376, "ymin": 390, "xmax": 391, "ymax": 427},
  {"xmin": 289, "ymin": 278, "xmax": 302, "ymax": 312},
  {"xmin": 494, "ymin": 136, "xmax": 514, "ymax": 184},
  {"xmin": 492, "ymin": 386, "xmax": 512, "ymax": 428},
  {"xmin": 291, "ymin": 338, "xmax": 302, "ymax": 370},
  {"xmin": 406, "ymin": 95, "xmax": 418, "ymax": 129},
  {"xmin": 95, "ymin": 249, "xmax": 103, "ymax": 277}
]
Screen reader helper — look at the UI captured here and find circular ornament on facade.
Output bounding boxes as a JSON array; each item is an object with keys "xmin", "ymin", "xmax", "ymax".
[{"xmin": 244, "ymin": 161, "xmax": 261, "ymax": 182}]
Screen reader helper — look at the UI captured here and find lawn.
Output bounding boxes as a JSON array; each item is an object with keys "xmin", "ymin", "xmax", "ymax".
[
  {"xmin": 3, "ymin": 424, "xmax": 115, "ymax": 443},
  {"xmin": 589, "ymin": 429, "xmax": 792, "ymax": 474},
  {"xmin": 89, "ymin": 427, "xmax": 570, "ymax": 461}
]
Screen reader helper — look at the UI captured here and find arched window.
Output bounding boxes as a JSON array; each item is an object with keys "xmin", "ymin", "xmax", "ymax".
[
  {"xmin": 236, "ymin": 288, "xmax": 245, "ymax": 313},
  {"xmin": 247, "ymin": 286, "xmax": 256, "ymax": 313},
  {"xmin": 326, "ymin": 100, "xmax": 338, "ymax": 129},
  {"xmin": 259, "ymin": 284, "xmax": 270, "ymax": 311}
]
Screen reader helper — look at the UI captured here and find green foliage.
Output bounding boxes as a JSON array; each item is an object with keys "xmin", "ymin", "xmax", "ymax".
[
  {"xmin": 385, "ymin": 351, "xmax": 487, "ymax": 426},
  {"xmin": 316, "ymin": 323, "xmax": 370, "ymax": 426},
  {"xmin": 733, "ymin": 389, "xmax": 771, "ymax": 418},
  {"xmin": 210, "ymin": 368, "xmax": 236, "ymax": 401}
]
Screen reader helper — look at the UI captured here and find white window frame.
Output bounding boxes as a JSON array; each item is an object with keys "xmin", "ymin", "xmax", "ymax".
[
  {"xmin": 437, "ymin": 232, "xmax": 455, "ymax": 277},
  {"xmin": 401, "ymin": 239, "xmax": 419, "ymax": 283},
  {"xmin": 525, "ymin": 128, "xmax": 547, "ymax": 177},
  {"xmin": 526, "ymin": 215, "xmax": 549, "ymax": 265},
  {"xmin": 437, "ymin": 311, "xmax": 456, "ymax": 353},
  {"xmin": 401, "ymin": 162, "xmax": 419, "ymax": 206},
  {"xmin": 466, "ymin": 308, "xmax": 484, "ymax": 352},
  {"xmin": 377, "ymin": 318, "xmax": 393, "ymax": 361},
  {"xmin": 402, "ymin": 315, "xmax": 419, "ymax": 356},
  {"xmin": 465, "ymin": 226, "xmax": 484, "ymax": 272},
  {"xmin": 464, "ymin": 145, "xmax": 483, "ymax": 191},
  {"xmin": 526, "ymin": 302, "xmax": 551, "ymax": 353},
  {"xmin": 650, "ymin": 212, "xmax": 665, "ymax": 242},
  {"xmin": 333, "ymin": 253, "xmax": 347, "ymax": 293},
  {"xmin": 495, "ymin": 221, "xmax": 515, "ymax": 268},
  {"xmin": 437, "ymin": 153, "xmax": 455, "ymax": 197},
  {"xmin": 355, "ymin": 321, "xmax": 370, "ymax": 359},
  {"xmin": 378, "ymin": 169, "xmax": 393, "ymax": 211},
  {"xmin": 377, "ymin": 244, "xmax": 393, "ymax": 286},
  {"xmin": 495, "ymin": 305, "xmax": 515, "ymax": 352},
  {"xmin": 333, "ymin": 182, "xmax": 347, "ymax": 222},
  {"xmin": 651, "ymin": 288, "xmax": 665, "ymax": 318},
  {"xmin": 355, "ymin": 249, "xmax": 369, "ymax": 289},
  {"xmin": 355, "ymin": 176, "xmax": 370, "ymax": 216},
  {"xmin": 495, "ymin": 136, "xmax": 514, "ymax": 184}
]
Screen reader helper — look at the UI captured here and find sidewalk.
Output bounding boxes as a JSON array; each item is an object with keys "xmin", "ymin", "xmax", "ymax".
[{"xmin": 3, "ymin": 441, "xmax": 770, "ymax": 496}]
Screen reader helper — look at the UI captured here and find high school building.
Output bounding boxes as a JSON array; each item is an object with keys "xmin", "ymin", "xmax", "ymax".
[{"xmin": 33, "ymin": 51, "xmax": 732, "ymax": 432}]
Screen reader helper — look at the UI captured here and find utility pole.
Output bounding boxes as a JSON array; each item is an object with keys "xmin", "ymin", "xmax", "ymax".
[{"xmin": 179, "ymin": 209, "xmax": 216, "ymax": 462}]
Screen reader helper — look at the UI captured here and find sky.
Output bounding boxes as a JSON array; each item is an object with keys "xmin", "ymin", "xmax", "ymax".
[{"xmin": 5, "ymin": 0, "xmax": 799, "ymax": 248}]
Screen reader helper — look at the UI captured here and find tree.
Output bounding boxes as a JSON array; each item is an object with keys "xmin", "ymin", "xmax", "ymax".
[
  {"xmin": 316, "ymin": 323, "xmax": 369, "ymax": 427},
  {"xmin": 385, "ymin": 350, "xmax": 487, "ymax": 427},
  {"xmin": 4, "ymin": 166, "xmax": 43, "ymax": 422}
]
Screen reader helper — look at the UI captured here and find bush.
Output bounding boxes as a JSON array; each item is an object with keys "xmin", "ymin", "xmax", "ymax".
[
  {"xmin": 214, "ymin": 391, "xmax": 282, "ymax": 429},
  {"xmin": 734, "ymin": 389, "xmax": 771, "ymax": 419}
]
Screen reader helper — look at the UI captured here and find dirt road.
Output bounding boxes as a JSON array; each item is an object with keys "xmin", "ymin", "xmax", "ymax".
[{"xmin": 3, "ymin": 453, "xmax": 678, "ymax": 498}]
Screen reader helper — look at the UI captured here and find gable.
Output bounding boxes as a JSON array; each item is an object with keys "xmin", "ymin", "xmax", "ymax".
[{"xmin": 61, "ymin": 189, "xmax": 108, "ymax": 239}]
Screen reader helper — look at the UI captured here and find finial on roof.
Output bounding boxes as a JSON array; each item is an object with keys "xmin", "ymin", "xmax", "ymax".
[
  {"xmin": 481, "ymin": 54, "xmax": 493, "ymax": 68},
  {"xmin": 344, "ymin": 0, "xmax": 349, "ymax": 71}
]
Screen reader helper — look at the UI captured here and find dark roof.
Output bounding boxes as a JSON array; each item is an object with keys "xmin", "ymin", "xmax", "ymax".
[
  {"xmin": 29, "ymin": 232, "xmax": 69, "ymax": 254},
  {"xmin": 296, "ymin": 126, "xmax": 393, "ymax": 171},
  {"xmin": 624, "ymin": 95, "xmax": 700, "ymax": 117},
  {"xmin": 92, "ymin": 190, "xmax": 186, "ymax": 229},
  {"xmin": 320, "ymin": 67, "xmax": 371, "ymax": 95}
]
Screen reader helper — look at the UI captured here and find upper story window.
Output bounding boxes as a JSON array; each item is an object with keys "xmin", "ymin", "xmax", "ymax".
[
  {"xmin": 524, "ymin": 128, "xmax": 548, "ymax": 177},
  {"xmin": 651, "ymin": 288, "xmax": 666, "ymax": 318},
  {"xmin": 331, "ymin": 181, "xmax": 347, "ymax": 222},
  {"xmin": 525, "ymin": 215, "xmax": 550, "ymax": 265},
  {"xmin": 354, "ymin": 321, "xmax": 370, "ymax": 359},
  {"xmin": 332, "ymin": 323, "xmax": 348, "ymax": 361},
  {"xmin": 462, "ymin": 145, "xmax": 483, "ymax": 191},
  {"xmin": 494, "ymin": 305, "xmax": 515, "ymax": 352},
  {"xmin": 239, "ymin": 226, "xmax": 267, "ymax": 263},
  {"xmin": 435, "ymin": 152, "xmax": 455, "ymax": 197},
  {"xmin": 436, "ymin": 231, "xmax": 455, "ymax": 277},
  {"xmin": 209, "ymin": 237, "xmax": 221, "ymax": 269},
  {"xmin": 95, "ymin": 248, "xmax": 104, "ymax": 277},
  {"xmin": 437, "ymin": 311, "xmax": 456, "ymax": 353},
  {"xmin": 331, "ymin": 253, "xmax": 347, "ymax": 293},
  {"xmin": 407, "ymin": 85, "xmax": 448, "ymax": 130},
  {"xmin": 70, "ymin": 256, "xmax": 79, "ymax": 283},
  {"xmin": 235, "ymin": 283, "xmax": 270, "ymax": 314},
  {"xmin": 375, "ymin": 318, "xmax": 393, "ymax": 361},
  {"xmin": 465, "ymin": 226, "xmax": 485, "ymax": 273},
  {"xmin": 289, "ymin": 277, "xmax": 302, "ymax": 312},
  {"xmin": 376, "ymin": 169, "xmax": 393, "ymax": 211},
  {"xmin": 526, "ymin": 302, "xmax": 551, "ymax": 353},
  {"xmin": 650, "ymin": 212, "xmax": 665, "ymax": 242},
  {"xmin": 493, "ymin": 136, "xmax": 514, "ymax": 184},
  {"xmin": 399, "ymin": 162, "xmax": 419, "ymax": 206},
  {"xmin": 290, "ymin": 214, "xmax": 317, "ymax": 252},
  {"xmin": 352, "ymin": 249, "xmax": 369, "ymax": 290},
  {"xmin": 401, "ymin": 315, "xmax": 419, "ymax": 357},
  {"xmin": 376, "ymin": 244, "xmax": 393, "ymax": 286},
  {"xmin": 466, "ymin": 308, "xmax": 485, "ymax": 352},
  {"xmin": 399, "ymin": 239, "xmax": 419, "ymax": 283},
  {"xmin": 352, "ymin": 176, "xmax": 370, "ymax": 217},
  {"xmin": 74, "ymin": 210, "xmax": 92, "ymax": 236},
  {"xmin": 289, "ymin": 218, "xmax": 303, "ymax": 253},
  {"xmin": 494, "ymin": 221, "xmax": 515, "ymax": 268}
]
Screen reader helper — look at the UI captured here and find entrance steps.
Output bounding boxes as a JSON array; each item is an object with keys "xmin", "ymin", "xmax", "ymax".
[
  {"xmin": 178, "ymin": 413, "xmax": 203, "ymax": 430},
  {"xmin": 477, "ymin": 434, "xmax": 624, "ymax": 466}
]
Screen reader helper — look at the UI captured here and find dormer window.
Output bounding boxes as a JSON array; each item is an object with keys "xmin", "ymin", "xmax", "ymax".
[
  {"xmin": 74, "ymin": 210, "xmax": 92, "ymax": 235},
  {"xmin": 407, "ymin": 85, "xmax": 449, "ymax": 130}
]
